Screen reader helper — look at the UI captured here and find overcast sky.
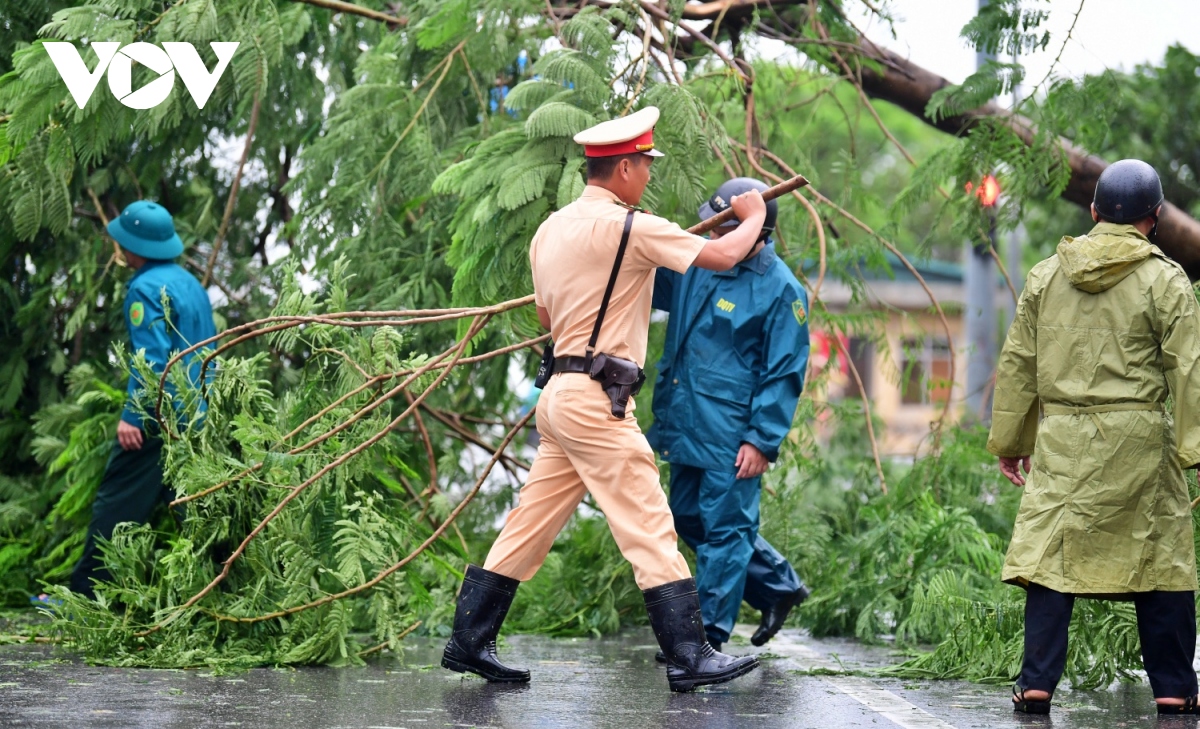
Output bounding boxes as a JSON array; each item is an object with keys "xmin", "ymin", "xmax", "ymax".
[{"xmin": 854, "ymin": 0, "xmax": 1200, "ymax": 91}]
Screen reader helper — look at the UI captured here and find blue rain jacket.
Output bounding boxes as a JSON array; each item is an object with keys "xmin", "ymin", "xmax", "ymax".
[
  {"xmin": 646, "ymin": 243, "xmax": 809, "ymax": 472},
  {"xmin": 121, "ymin": 261, "xmax": 217, "ymax": 427}
]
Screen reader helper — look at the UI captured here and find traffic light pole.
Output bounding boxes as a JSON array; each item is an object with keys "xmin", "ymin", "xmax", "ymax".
[{"xmin": 963, "ymin": 0, "xmax": 998, "ymax": 423}]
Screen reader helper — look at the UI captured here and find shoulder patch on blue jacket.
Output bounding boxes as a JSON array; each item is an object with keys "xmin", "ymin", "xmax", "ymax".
[{"xmin": 792, "ymin": 298, "xmax": 807, "ymax": 325}]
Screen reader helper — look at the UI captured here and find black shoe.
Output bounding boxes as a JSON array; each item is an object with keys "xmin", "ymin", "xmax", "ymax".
[
  {"xmin": 644, "ymin": 578, "xmax": 758, "ymax": 692},
  {"xmin": 442, "ymin": 565, "xmax": 530, "ymax": 683},
  {"xmin": 1158, "ymin": 695, "xmax": 1200, "ymax": 715},
  {"xmin": 655, "ymin": 640, "xmax": 720, "ymax": 664},
  {"xmin": 1012, "ymin": 686, "xmax": 1051, "ymax": 714},
  {"xmin": 751, "ymin": 585, "xmax": 810, "ymax": 647}
]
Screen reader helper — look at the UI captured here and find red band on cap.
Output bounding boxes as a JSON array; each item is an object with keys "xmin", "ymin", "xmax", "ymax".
[{"xmin": 584, "ymin": 129, "xmax": 655, "ymax": 157}]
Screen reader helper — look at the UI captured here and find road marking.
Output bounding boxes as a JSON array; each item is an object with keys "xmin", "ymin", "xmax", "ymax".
[
  {"xmin": 826, "ymin": 676, "xmax": 958, "ymax": 729},
  {"xmin": 732, "ymin": 626, "xmax": 959, "ymax": 729}
]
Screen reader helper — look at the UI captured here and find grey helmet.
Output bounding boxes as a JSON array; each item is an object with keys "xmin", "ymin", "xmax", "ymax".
[{"xmin": 699, "ymin": 177, "xmax": 777, "ymax": 239}]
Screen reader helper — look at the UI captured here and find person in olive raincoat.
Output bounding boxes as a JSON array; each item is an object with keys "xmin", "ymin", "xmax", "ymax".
[
  {"xmin": 647, "ymin": 177, "xmax": 810, "ymax": 652},
  {"xmin": 988, "ymin": 160, "xmax": 1200, "ymax": 716},
  {"xmin": 69, "ymin": 201, "xmax": 216, "ymax": 599}
]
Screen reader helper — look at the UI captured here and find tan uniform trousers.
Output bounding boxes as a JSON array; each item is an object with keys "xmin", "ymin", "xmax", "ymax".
[{"xmin": 484, "ymin": 372, "xmax": 692, "ymax": 589}]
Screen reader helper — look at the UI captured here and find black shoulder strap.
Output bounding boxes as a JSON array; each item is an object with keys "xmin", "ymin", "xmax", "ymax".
[{"xmin": 586, "ymin": 209, "xmax": 635, "ymax": 368}]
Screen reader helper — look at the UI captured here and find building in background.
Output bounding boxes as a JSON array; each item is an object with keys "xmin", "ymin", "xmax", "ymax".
[{"xmin": 809, "ymin": 254, "xmax": 1009, "ymax": 455}]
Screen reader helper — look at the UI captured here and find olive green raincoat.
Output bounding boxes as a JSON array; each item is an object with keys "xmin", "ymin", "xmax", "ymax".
[{"xmin": 988, "ymin": 222, "xmax": 1200, "ymax": 595}]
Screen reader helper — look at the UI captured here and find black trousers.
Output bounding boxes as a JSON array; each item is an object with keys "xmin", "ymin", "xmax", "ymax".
[
  {"xmin": 68, "ymin": 437, "xmax": 172, "ymax": 598},
  {"xmin": 1021, "ymin": 582, "xmax": 1198, "ymax": 698}
]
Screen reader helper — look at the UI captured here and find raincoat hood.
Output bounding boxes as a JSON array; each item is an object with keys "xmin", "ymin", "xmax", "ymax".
[{"xmin": 1055, "ymin": 222, "xmax": 1154, "ymax": 293}]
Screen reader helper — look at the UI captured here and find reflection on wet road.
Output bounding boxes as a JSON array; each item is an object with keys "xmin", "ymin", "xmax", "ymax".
[{"xmin": 0, "ymin": 627, "xmax": 1195, "ymax": 728}]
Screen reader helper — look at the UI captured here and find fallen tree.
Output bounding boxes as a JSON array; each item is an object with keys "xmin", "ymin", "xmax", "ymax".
[{"xmin": 550, "ymin": 0, "xmax": 1200, "ymax": 275}]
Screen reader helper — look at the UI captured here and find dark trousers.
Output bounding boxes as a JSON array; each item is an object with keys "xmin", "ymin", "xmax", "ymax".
[
  {"xmin": 68, "ymin": 437, "xmax": 171, "ymax": 598},
  {"xmin": 1021, "ymin": 582, "xmax": 1198, "ymax": 698},
  {"xmin": 668, "ymin": 464, "xmax": 804, "ymax": 644}
]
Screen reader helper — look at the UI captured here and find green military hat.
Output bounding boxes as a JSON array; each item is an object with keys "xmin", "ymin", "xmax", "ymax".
[{"xmin": 107, "ymin": 200, "xmax": 184, "ymax": 260}]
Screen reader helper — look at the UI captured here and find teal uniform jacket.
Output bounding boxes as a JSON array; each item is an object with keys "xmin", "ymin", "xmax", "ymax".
[
  {"xmin": 121, "ymin": 261, "xmax": 217, "ymax": 427},
  {"xmin": 647, "ymin": 243, "xmax": 809, "ymax": 470}
]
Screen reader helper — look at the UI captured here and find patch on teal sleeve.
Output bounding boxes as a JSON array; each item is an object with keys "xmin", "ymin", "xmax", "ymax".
[
  {"xmin": 130, "ymin": 301, "xmax": 145, "ymax": 327},
  {"xmin": 792, "ymin": 298, "xmax": 806, "ymax": 325}
]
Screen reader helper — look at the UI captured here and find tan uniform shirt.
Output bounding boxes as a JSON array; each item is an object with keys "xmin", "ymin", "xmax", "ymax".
[{"xmin": 530, "ymin": 185, "xmax": 706, "ymax": 366}]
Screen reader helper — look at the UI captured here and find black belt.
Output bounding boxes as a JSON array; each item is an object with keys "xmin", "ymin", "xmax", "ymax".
[{"xmin": 552, "ymin": 356, "xmax": 592, "ymax": 375}]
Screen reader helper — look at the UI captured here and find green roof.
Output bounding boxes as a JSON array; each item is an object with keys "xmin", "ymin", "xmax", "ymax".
[{"xmin": 802, "ymin": 252, "xmax": 964, "ymax": 284}]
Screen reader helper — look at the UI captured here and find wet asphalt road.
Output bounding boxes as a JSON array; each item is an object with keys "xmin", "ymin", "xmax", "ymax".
[{"xmin": 0, "ymin": 626, "xmax": 1194, "ymax": 728}]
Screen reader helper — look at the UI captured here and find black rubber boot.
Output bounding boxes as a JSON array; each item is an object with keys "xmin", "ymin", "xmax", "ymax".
[
  {"xmin": 644, "ymin": 578, "xmax": 759, "ymax": 692},
  {"xmin": 441, "ymin": 565, "xmax": 530, "ymax": 683},
  {"xmin": 751, "ymin": 584, "xmax": 810, "ymax": 647},
  {"xmin": 655, "ymin": 641, "xmax": 720, "ymax": 664}
]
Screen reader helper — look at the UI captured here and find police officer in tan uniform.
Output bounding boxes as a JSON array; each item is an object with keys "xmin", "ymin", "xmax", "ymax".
[{"xmin": 442, "ymin": 107, "xmax": 770, "ymax": 692}]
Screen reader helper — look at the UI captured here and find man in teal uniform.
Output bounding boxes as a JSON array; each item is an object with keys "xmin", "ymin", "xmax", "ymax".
[
  {"xmin": 69, "ymin": 201, "xmax": 217, "ymax": 599},
  {"xmin": 648, "ymin": 177, "xmax": 810, "ymax": 651}
]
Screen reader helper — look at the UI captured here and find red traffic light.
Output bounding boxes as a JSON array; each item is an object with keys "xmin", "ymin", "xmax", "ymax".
[{"xmin": 967, "ymin": 174, "xmax": 1001, "ymax": 207}]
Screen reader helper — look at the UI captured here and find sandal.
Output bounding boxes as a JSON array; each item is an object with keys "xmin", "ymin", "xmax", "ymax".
[
  {"xmin": 1012, "ymin": 685, "xmax": 1051, "ymax": 714},
  {"xmin": 1158, "ymin": 695, "xmax": 1200, "ymax": 715}
]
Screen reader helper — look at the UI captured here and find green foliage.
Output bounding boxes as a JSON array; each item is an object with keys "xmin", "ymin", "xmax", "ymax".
[
  {"xmin": 959, "ymin": 0, "xmax": 1051, "ymax": 57},
  {"xmin": 762, "ymin": 424, "xmax": 1011, "ymax": 646},
  {"xmin": 884, "ymin": 585, "xmax": 1144, "ymax": 689},
  {"xmin": 506, "ymin": 516, "xmax": 644, "ymax": 637},
  {"xmin": 0, "ymin": 364, "xmax": 121, "ymax": 604},
  {"xmin": 45, "ymin": 273, "xmax": 468, "ymax": 667},
  {"xmin": 927, "ymin": 61, "xmax": 1025, "ymax": 123},
  {"xmin": 0, "ymin": 0, "xmax": 1194, "ymax": 691},
  {"xmin": 435, "ymin": 6, "xmax": 717, "ymax": 322}
]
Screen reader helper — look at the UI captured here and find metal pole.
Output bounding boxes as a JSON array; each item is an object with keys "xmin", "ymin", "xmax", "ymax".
[
  {"xmin": 1007, "ymin": 50, "xmax": 1024, "ymax": 324},
  {"xmin": 963, "ymin": 0, "xmax": 997, "ymax": 422}
]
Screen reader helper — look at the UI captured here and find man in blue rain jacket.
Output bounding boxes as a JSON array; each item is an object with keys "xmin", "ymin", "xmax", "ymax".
[
  {"xmin": 647, "ymin": 178, "xmax": 810, "ymax": 651},
  {"xmin": 69, "ymin": 201, "xmax": 217, "ymax": 599}
]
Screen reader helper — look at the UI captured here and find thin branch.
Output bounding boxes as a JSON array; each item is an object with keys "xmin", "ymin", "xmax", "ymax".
[
  {"xmin": 357, "ymin": 619, "xmax": 422, "ymax": 657},
  {"xmin": 87, "ymin": 187, "xmax": 124, "ymax": 275},
  {"xmin": 734, "ymin": 142, "xmax": 826, "ymax": 297},
  {"xmin": 544, "ymin": 0, "xmax": 565, "ymax": 42},
  {"xmin": 794, "ymin": 190, "xmax": 827, "ymax": 300},
  {"xmin": 139, "ymin": 317, "xmax": 490, "ymax": 636},
  {"xmin": 455, "ymin": 47, "xmax": 489, "ymax": 127},
  {"xmin": 1020, "ymin": 0, "xmax": 1087, "ymax": 114},
  {"xmin": 638, "ymin": 1, "xmax": 748, "ymax": 83},
  {"xmin": 406, "ymin": 390, "xmax": 439, "ymax": 496},
  {"xmin": 203, "ymin": 76, "xmax": 263, "ymax": 287},
  {"xmin": 171, "ymin": 336, "xmax": 469, "ymax": 507},
  {"xmin": 815, "ymin": 193, "xmax": 958, "ymax": 429},
  {"xmin": 289, "ymin": 0, "xmax": 407, "ymax": 26},
  {"xmin": 154, "ymin": 296, "xmax": 536, "ymax": 427},
  {"xmin": 619, "ymin": 12, "xmax": 655, "ymax": 116},
  {"xmin": 211, "ymin": 407, "xmax": 536, "ymax": 625},
  {"xmin": 168, "ymin": 331, "xmax": 548, "ymax": 508},
  {"xmin": 421, "ymin": 404, "xmax": 534, "ymax": 473},
  {"xmin": 367, "ymin": 41, "xmax": 465, "ymax": 184},
  {"xmin": 832, "ymin": 330, "xmax": 887, "ymax": 494}
]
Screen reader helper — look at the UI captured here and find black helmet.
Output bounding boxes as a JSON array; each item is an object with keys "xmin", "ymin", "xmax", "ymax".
[
  {"xmin": 699, "ymin": 177, "xmax": 777, "ymax": 238},
  {"xmin": 1093, "ymin": 159, "xmax": 1164, "ymax": 224}
]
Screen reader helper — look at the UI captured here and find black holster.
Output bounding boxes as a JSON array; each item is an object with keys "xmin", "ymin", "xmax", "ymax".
[
  {"xmin": 534, "ymin": 342, "xmax": 555, "ymax": 389},
  {"xmin": 588, "ymin": 353, "xmax": 645, "ymax": 419}
]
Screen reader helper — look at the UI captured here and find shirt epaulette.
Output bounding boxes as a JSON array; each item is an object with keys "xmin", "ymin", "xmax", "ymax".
[{"xmin": 613, "ymin": 200, "xmax": 651, "ymax": 215}]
